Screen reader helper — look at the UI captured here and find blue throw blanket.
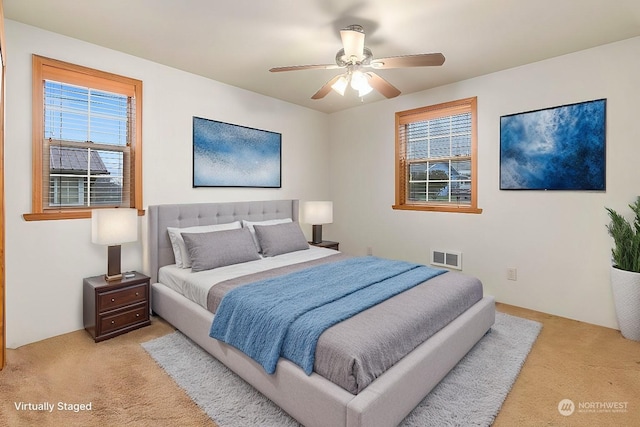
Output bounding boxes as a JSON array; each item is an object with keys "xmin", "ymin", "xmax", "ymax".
[{"xmin": 209, "ymin": 256, "xmax": 445, "ymax": 374}]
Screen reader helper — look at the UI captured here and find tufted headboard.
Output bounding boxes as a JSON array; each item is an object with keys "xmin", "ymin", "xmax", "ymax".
[{"xmin": 147, "ymin": 200, "xmax": 299, "ymax": 283}]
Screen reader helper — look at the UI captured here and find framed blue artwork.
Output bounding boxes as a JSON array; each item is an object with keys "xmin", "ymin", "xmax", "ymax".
[
  {"xmin": 193, "ymin": 117, "xmax": 281, "ymax": 188},
  {"xmin": 500, "ymin": 99, "xmax": 606, "ymax": 191}
]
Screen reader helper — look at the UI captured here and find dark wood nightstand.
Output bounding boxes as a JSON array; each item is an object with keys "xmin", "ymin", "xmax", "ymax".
[
  {"xmin": 309, "ymin": 240, "xmax": 339, "ymax": 251},
  {"xmin": 83, "ymin": 271, "xmax": 151, "ymax": 342}
]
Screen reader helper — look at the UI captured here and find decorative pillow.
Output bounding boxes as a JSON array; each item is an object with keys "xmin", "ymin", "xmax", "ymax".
[
  {"xmin": 242, "ymin": 218, "xmax": 292, "ymax": 252},
  {"xmin": 167, "ymin": 221, "xmax": 241, "ymax": 268},
  {"xmin": 253, "ymin": 221, "xmax": 309, "ymax": 257},
  {"xmin": 181, "ymin": 228, "xmax": 260, "ymax": 272}
]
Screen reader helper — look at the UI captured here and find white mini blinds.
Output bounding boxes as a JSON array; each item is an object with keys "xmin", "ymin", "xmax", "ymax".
[{"xmin": 44, "ymin": 80, "xmax": 134, "ymax": 209}]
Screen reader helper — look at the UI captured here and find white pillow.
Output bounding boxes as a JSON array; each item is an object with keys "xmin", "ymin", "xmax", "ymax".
[
  {"xmin": 167, "ymin": 221, "xmax": 241, "ymax": 268},
  {"xmin": 242, "ymin": 218, "xmax": 292, "ymax": 252}
]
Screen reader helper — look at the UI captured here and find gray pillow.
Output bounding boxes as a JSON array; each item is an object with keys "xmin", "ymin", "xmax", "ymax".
[
  {"xmin": 253, "ymin": 221, "xmax": 309, "ymax": 257},
  {"xmin": 182, "ymin": 228, "xmax": 260, "ymax": 272}
]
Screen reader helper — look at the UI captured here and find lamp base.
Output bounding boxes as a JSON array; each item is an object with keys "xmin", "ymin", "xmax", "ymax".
[
  {"xmin": 106, "ymin": 245, "xmax": 122, "ymax": 282},
  {"xmin": 311, "ymin": 224, "xmax": 323, "ymax": 244}
]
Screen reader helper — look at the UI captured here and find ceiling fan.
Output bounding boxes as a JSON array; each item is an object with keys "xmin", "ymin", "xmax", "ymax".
[{"xmin": 269, "ymin": 24, "xmax": 445, "ymax": 100}]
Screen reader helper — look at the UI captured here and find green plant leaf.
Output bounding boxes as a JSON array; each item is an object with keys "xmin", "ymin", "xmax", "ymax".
[{"xmin": 606, "ymin": 196, "xmax": 640, "ymax": 272}]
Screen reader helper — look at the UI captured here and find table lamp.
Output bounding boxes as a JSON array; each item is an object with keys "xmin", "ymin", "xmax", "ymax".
[
  {"xmin": 302, "ymin": 201, "xmax": 333, "ymax": 244},
  {"xmin": 91, "ymin": 208, "xmax": 138, "ymax": 281}
]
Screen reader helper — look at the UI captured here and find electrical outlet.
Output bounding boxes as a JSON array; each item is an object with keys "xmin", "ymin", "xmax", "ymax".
[{"xmin": 507, "ymin": 268, "xmax": 518, "ymax": 281}]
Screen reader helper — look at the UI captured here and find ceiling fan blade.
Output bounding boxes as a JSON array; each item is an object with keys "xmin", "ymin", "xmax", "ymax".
[
  {"xmin": 366, "ymin": 72, "xmax": 401, "ymax": 98},
  {"xmin": 269, "ymin": 64, "xmax": 340, "ymax": 72},
  {"xmin": 340, "ymin": 25, "xmax": 365, "ymax": 60},
  {"xmin": 370, "ymin": 53, "xmax": 445, "ymax": 69},
  {"xmin": 311, "ymin": 75, "xmax": 343, "ymax": 100}
]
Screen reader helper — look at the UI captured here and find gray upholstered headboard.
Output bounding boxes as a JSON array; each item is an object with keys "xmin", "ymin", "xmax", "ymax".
[{"xmin": 147, "ymin": 199, "xmax": 299, "ymax": 283}]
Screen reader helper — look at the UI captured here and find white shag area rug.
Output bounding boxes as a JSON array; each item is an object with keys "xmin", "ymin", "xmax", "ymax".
[{"xmin": 142, "ymin": 312, "xmax": 541, "ymax": 426}]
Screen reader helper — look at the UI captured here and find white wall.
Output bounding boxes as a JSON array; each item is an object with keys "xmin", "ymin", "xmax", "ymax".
[
  {"xmin": 4, "ymin": 20, "xmax": 330, "ymax": 347},
  {"xmin": 328, "ymin": 36, "xmax": 640, "ymax": 329}
]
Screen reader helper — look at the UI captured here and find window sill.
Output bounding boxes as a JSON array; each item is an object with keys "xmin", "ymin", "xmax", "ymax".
[
  {"xmin": 23, "ymin": 209, "xmax": 145, "ymax": 221},
  {"xmin": 392, "ymin": 204, "xmax": 483, "ymax": 214}
]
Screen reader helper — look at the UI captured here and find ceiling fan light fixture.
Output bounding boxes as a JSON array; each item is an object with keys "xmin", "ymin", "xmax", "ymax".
[
  {"xmin": 331, "ymin": 74, "xmax": 349, "ymax": 96},
  {"xmin": 350, "ymin": 70, "xmax": 371, "ymax": 92},
  {"xmin": 358, "ymin": 83, "xmax": 373, "ymax": 97}
]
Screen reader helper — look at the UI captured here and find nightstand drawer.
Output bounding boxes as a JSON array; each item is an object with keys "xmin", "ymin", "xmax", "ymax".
[
  {"xmin": 98, "ymin": 283, "xmax": 146, "ymax": 312},
  {"xmin": 100, "ymin": 303, "xmax": 148, "ymax": 335}
]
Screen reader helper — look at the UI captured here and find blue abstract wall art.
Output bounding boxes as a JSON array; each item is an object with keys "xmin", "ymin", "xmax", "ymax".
[
  {"xmin": 193, "ymin": 117, "xmax": 281, "ymax": 188},
  {"xmin": 500, "ymin": 99, "xmax": 606, "ymax": 191}
]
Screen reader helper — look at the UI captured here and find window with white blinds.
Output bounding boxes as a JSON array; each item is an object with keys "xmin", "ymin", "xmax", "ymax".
[
  {"xmin": 25, "ymin": 56, "xmax": 143, "ymax": 221},
  {"xmin": 45, "ymin": 81, "xmax": 132, "ymax": 208},
  {"xmin": 394, "ymin": 97, "xmax": 482, "ymax": 214}
]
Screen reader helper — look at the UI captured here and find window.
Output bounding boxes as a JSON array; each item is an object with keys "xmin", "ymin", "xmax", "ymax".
[
  {"xmin": 24, "ymin": 55, "xmax": 143, "ymax": 221},
  {"xmin": 393, "ymin": 97, "xmax": 481, "ymax": 214}
]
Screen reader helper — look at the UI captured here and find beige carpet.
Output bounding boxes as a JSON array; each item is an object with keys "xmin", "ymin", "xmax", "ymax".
[
  {"xmin": 0, "ymin": 320, "xmax": 214, "ymax": 427},
  {"xmin": 493, "ymin": 304, "xmax": 640, "ymax": 427},
  {"xmin": 0, "ymin": 303, "xmax": 638, "ymax": 426}
]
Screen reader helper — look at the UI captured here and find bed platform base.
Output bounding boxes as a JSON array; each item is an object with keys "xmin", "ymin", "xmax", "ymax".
[{"xmin": 152, "ymin": 282, "xmax": 495, "ymax": 427}]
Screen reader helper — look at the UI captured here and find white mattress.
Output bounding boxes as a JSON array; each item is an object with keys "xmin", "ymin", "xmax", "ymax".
[{"xmin": 158, "ymin": 246, "xmax": 338, "ymax": 308}]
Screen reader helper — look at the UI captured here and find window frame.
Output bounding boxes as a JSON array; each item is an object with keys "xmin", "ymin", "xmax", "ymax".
[
  {"xmin": 393, "ymin": 97, "xmax": 482, "ymax": 214},
  {"xmin": 24, "ymin": 55, "xmax": 143, "ymax": 221}
]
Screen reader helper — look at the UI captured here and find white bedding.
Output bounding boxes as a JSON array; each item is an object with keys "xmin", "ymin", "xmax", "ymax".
[{"xmin": 158, "ymin": 246, "xmax": 338, "ymax": 308}]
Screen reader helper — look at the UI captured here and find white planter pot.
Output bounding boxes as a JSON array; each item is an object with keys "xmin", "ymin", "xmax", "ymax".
[{"xmin": 610, "ymin": 266, "xmax": 640, "ymax": 341}]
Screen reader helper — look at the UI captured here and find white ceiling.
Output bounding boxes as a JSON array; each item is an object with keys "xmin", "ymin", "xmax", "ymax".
[{"xmin": 5, "ymin": 0, "xmax": 640, "ymax": 114}]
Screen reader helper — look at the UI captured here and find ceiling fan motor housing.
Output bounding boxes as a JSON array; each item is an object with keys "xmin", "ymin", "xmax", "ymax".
[{"xmin": 335, "ymin": 47, "xmax": 373, "ymax": 67}]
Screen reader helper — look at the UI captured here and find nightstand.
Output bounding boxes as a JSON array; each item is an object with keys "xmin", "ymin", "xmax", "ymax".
[
  {"xmin": 83, "ymin": 271, "xmax": 151, "ymax": 342},
  {"xmin": 310, "ymin": 240, "xmax": 339, "ymax": 251}
]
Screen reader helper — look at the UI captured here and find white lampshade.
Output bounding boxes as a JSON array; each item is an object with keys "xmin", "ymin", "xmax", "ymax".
[
  {"xmin": 331, "ymin": 75, "xmax": 349, "ymax": 96},
  {"xmin": 358, "ymin": 83, "xmax": 373, "ymax": 97},
  {"xmin": 302, "ymin": 201, "xmax": 333, "ymax": 225},
  {"xmin": 350, "ymin": 70, "xmax": 366, "ymax": 90},
  {"xmin": 92, "ymin": 208, "xmax": 138, "ymax": 245},
  {"xmin": 340, "ymin": 26, "xmax": 365, "ymax": 60}
]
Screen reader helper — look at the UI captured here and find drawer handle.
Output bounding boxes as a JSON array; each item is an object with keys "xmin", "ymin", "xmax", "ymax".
[
  {"xmin": 111, "ymin": 298, "xmax": 115, "ymax": 302},
  {"xmin": 135, "ymin": 292, "xmax": 139, "ymax": 296},
  {"xmin": 136, "ymin": 314, "xmax": 140, "ymax": 317},
  {"xmin": 111, "ymin": 320, "xmax": 115, "ymax": 324}
]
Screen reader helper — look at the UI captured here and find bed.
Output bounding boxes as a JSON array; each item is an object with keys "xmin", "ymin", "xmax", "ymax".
[{"xmin": 148, "ymin": 200, "xmax": 495, "ymax": 427}]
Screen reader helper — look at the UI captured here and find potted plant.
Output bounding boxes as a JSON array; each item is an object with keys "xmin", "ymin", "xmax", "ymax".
[{"xmin": 606, "ymin": 196, "xmax": 640, "ymax": 341}]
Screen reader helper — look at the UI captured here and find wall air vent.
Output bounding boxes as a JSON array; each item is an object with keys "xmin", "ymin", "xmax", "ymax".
[{"xmin": 430, "ymin": 249, "xmax": 462, "ymax": 270}]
